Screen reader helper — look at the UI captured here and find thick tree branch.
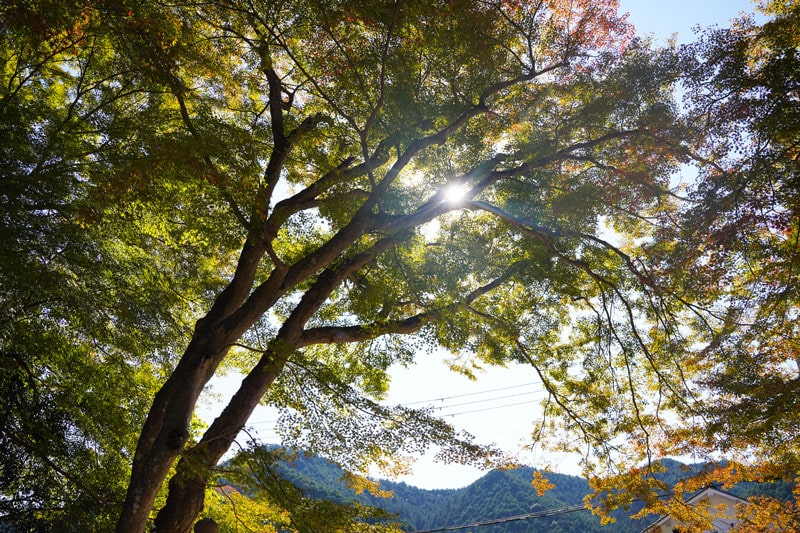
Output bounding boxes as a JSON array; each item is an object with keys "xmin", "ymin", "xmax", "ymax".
[
  {"xmin": 372, "ymin": 103, "xmax": 490, "ymax": 199},
  {"xmin": 153, "ymin": 231, "xmax": 409, "ymax": 528},
  {"xmin": 296, "ymin": 315, "xmax": 424, "ymax": 347},
  {"xmin": 298, "ymin": 261, "xmax": 519, "ymax": 347}
]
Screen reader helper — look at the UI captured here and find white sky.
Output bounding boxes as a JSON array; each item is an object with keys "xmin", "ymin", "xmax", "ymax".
[{"xmin": 200, "ymin": 0, "xmax": 761, "ymax": 491}]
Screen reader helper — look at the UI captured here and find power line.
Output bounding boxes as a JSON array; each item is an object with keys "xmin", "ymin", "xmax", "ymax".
[
  {"xmin": 432, "ymin": 390, "xmax": 543, "ymax": 410},
  {"xmin": 246, "ymin": 382, "xmax": 544, "ymax": 428},
  {"xmin": 402, "ymin": 382, "xmax": 539, "ymax": 406},
  {"xmin": 442, "ymin": 399, "xmax": 539, "ymax": 417},
  {"xmin": 412, "ymin": 503, "xmax": 588, "ymax": 532},
  {"xmin": 247, "ymin": 398, "xmax": 543, "ymax": 431}
]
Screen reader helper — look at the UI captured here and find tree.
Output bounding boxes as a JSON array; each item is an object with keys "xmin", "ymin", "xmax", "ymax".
[
  {"xmin": 679, "ymin": 0, "xmax": 800, "ymax": 474},
  {"xmin": 1, "ymin": 0, "xmax": 729, "ymax": 531},
  {"xmin": 0, "ymin": 1, "xmax": 231, "ymax": 528},
  {"xmin": 673, "ymin": 1, "xmax": 800, "ymax": 529},
  {"xmin": 586, "ymin": 2, "xmax": 800, "ymax": 530}
]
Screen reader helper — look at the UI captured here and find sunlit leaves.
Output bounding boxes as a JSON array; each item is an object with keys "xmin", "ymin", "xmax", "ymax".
[
  {"xmin": 578, "ymin": 2, "xmax": 800, "ymax": 527},
  {"xmin": 670, "ymin": 0, "xmax": 800, "ymax": 475},
  {"xmin": 0, "ymin": 1, "xmax": 248, "ymax": 526}
]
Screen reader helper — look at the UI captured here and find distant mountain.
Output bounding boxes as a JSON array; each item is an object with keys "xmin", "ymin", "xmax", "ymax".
[
  {"xmin": 271, "ymin": 453, "xmax": 649, "ymax": 532},
  {"xmin": 356, "ymin": 466, "xmax": 652, "ymax": 532},
  {"xmin": 263, "ymin": 451, "xmax": 795, "ymax": 532}
]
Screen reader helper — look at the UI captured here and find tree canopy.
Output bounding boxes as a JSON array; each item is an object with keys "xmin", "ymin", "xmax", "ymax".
[{"xmin": 0, "ymin": 0, "xmax": 797, "ymax": 531}]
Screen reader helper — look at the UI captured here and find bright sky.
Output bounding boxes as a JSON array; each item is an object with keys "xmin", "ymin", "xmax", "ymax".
[
  {"xmin": 200, "ymin": 0, "xmax": 760, "ymax": 491},
  {"xmin": 620, "ymin": 0, "xmax": 757, "ymax": 44}
]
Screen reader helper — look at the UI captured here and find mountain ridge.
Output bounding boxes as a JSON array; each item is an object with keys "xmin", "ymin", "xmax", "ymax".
[{"xmin": 235, "ymin": 450, "xmax": 795, "ymax": 532}]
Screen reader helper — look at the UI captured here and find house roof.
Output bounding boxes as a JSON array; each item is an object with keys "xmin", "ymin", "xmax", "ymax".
[
  {"xmin": 682, "ymin": 485, "xmax": 748, "ymax": 508},
  {"xmin": 644, "ymin": 485, "xmax": 749, "ymax": 531}
]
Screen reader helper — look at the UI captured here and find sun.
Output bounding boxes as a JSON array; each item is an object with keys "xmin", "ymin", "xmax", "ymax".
[{"xmin": 442, "ymin": 182, "xmax": 470, "ymax": 204}]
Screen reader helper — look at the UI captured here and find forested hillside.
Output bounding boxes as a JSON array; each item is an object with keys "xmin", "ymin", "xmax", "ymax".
[
  {"xmin": 256, "ymin": 451, "xmax": 795, "ymax": 532},
  {"xmin": 266, "ymin": 452, "xmax": 645, "ymax": 532}
]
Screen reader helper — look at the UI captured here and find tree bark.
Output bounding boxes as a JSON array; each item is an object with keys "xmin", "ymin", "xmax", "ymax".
[
  {"xmin": 152, "ymin": 353, "xmax": 285, "ymax": 532},
  {"xmin": 114, "ymin": 332, "xmax": 231, "ymax": 533},
  {"xmin": 150, "ymin": 233, "xmax": 403, "ymax": 530},
  {"xmin": 114, "ymin": 219, "xmax": 378, "ymax": 531}
]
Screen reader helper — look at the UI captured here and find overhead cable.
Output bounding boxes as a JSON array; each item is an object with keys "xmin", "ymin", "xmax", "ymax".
[
  {"xmin": 402, "ymin": 382, "xmax": 539, "ymax": 406},
  {"xmin": 412, "ymin": 503, "xmax": 588, "ymax": 532}
]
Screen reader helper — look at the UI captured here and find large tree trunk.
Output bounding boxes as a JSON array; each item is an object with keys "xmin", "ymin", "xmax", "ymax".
[
  {"xmin": 152, "ymin": 353, "xmax": 285, "ymax": 532},
  {"xmin": 149, "ymin": 235, "xmax": 394, "ymax": 530},
  {"xmin": 115, "ymin": 240, "xmax": 277, "ymax": 532},
  {"xmin": 114, "ymin": 333, "xmax": 231, "ymax": 533},
  {"xmin": 114, "ymin": 224, "xmax": 372, "ymax": 530}
]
